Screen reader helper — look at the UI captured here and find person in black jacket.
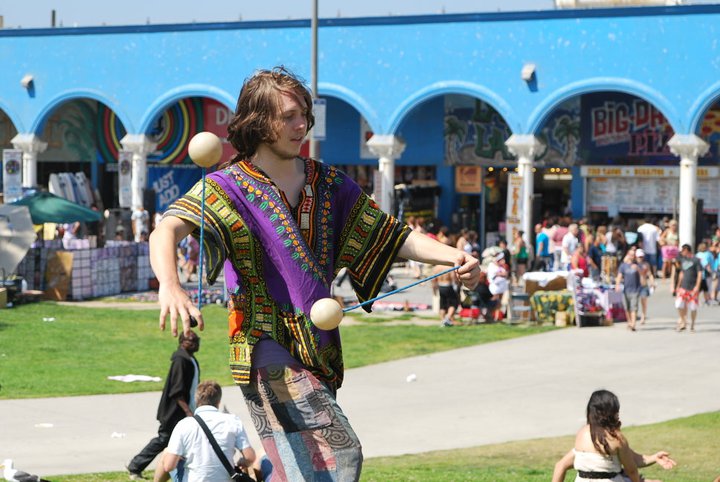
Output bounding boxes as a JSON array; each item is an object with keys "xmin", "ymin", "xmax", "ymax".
[{"xmin": 127, "ymin": 330, "xmax": 200, "ymax": 480}]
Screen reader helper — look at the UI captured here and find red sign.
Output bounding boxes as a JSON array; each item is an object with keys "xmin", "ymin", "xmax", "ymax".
[{"xmin": 203, "ymin": 99, "xmax": 236, "ymax": 164}]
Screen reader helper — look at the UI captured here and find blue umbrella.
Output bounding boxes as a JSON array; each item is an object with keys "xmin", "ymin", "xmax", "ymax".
[{"xmin": 11, "ymin": 191, "xmax": 102, "ymax": 224}]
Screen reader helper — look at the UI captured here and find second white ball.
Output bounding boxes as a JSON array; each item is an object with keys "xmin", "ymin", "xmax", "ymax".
[{"xmin": 310, "ymin": 298, "xmax": 344, "ymax": 330}]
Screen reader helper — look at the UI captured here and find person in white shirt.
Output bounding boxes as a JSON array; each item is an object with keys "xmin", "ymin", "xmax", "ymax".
[
  {"xmin": 157, "ymin": 380, "xmax": 256, "ymax": 482},
  {"xmin": 636, "ymin": 219, "xmax": 661, "ymax": 276},
  {"xmin": 560, "ymin": 223, "xmax": 579, "ymax": 270},
  {"xmin": 132, "ymin": 206, "xmax": 150, "ymax": 242}
]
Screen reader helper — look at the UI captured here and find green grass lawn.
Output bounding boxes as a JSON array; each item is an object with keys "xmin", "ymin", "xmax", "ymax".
[
  {"xmin": 0, "ymin": 301, "xmax": 555, "ymax": 399},
  {"xmin": 0, "ymin": 302, "xmax": 234, "ymax": 398},
  {"xmin": 361, "ymin": 412, "xmax": 720, "ymax": 481},
  {"xmin": 48, "ymin": 412, "xmax": 720, "ymax": 481},
  {"xmin": 2, "ymin": 302, "xmax": 716, "ymax": 481}
]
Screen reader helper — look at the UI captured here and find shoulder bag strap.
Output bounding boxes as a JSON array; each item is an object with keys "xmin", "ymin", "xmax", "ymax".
[{"xmin": 194, "ymin": 414, "xmax": 235, "ymax": 476}]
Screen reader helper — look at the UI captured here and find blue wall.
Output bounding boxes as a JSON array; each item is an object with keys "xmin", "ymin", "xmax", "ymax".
[
  {"xmin": 3, "ymin": 5, "xmax": 720, "ymax": 222},
  {"xmin": 4, "ymin": 6, "xmax": 720, "ymax": 137},
  {"xmin": 321, "ymin": 97, "xmax": 364, "ymax": 165}
]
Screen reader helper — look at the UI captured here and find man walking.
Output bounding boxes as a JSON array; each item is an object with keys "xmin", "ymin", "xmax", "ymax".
[
  {"xmin": 127, "ymin": 331, "xmax": 200, "ymax": 479},
  {"xmin": 561, "ymin": 223, "xmax": 580, "ymax": 271},
  {"xmin": 533, "ymin": 223, "xmax": 552, "ymax": 271},
  {"xmin": 615, "ymin": 251, "xmax": 642, "ymax": 331},
  {"xmin": 674, "ymin": 244, "xmax": 702, "ymax": 332},
  {"xmin": 637, "ymin": 218, "xmax": 661, "ymax": 276}
]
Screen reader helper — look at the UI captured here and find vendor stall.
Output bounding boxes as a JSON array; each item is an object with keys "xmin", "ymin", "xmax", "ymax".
[
  {"xmin": 16, "ymin": 241, "xmax": 153, "ymax": 301},
  {"xmin": 567, "ymin": 273, "xmax": 624, "ymax": 326}
]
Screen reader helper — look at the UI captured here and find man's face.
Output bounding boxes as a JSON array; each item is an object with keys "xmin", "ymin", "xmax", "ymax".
[
  {"xmin": 267, "ymin": 91, "xmax": 309, "ymax": 161},
  {"xmin": 183, "ymin": 335, "xmax": 200, "ymax": 354}
]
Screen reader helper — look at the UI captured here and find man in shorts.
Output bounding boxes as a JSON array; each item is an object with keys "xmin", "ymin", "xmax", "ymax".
[
  {"xmin": 431, "ymin": 262, "xmax": 460, "ymax": 326},
  {"xmin": 635, "ymin": 249, "xmax": 655, "ymax": 325},
  {"xmin": 615, "ymin": 251, "xmax": 641, "ymax": 331},
  {"xmin": 674, "ymin": 244, "xmax": 702, "ymax": 332}
]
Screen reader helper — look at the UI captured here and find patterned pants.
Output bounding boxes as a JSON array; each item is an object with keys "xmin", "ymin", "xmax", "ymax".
[{"xmin": 241, "ymin": 364, "xmax": 363, "ymax": 481}]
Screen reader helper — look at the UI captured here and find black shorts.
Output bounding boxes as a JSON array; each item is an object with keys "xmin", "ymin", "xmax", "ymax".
[
  {"xmin": 700, "ymin": 278, "xmax": 708, "ymax": 292},
  {"xmin": 439, "ymin": 285, "xmax": 459, "ymax": 311}
]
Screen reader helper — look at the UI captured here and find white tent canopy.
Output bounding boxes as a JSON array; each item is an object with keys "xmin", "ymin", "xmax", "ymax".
[{"xmin": 0, "ymin": 205, "xmax": 37, "ymax": 278}]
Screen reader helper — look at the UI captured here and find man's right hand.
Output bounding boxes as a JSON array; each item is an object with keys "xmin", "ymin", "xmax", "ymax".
[{"xmin": 158, "ymin": 283, "xmax": 204, "ymax": 336}]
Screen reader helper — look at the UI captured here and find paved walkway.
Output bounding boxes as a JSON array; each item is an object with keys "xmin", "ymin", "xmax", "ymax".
[{"xmin": 2, "ymin": 274, "xmax": 719, "ymax": 476}]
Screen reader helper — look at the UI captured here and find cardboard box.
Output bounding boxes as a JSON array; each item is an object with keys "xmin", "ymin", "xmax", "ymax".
[
  {"xmin": 555, "ymin": 311, "xmax": 569, "ymax": 327},
  {"xmin": 525, "ymin": 276, "xmax": 568, "ymax": 297}
]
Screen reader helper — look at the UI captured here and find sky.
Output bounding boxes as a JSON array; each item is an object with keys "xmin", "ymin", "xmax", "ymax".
[
  {"xmin": 2, "ymin": 0, "xmax": 719, "ymax": 29},
  {"xmin": 2, "ymin": 0, "xmax": 715, "ymax": 29},
  {"xmin": 0, "ymin": 0, "xmax": 544, "ymax": 28}
]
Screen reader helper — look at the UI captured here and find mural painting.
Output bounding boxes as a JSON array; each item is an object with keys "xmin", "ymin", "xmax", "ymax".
[{"xmin": 444, "ymin": 95, "xmax": 580, "ymax": 167}]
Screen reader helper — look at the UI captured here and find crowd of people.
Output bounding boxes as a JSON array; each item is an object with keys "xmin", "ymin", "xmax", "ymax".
[
  {"xmin": 408, "ymin": 214, "xmax": 720, "ymax": 331},
  {"xmin": 527, "ymin": 216, "xmax": 717, "ymax": 332}
]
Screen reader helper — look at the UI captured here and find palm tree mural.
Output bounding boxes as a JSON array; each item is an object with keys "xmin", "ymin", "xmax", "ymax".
[
  {"xmin": 471, "ymin": 100, "xmax": 512, "ymax": 162},
  {"xmin": 58, "ymin": 100, "xmax": 96, "ymax": 162},
  {"xmin": 444, "ymin": 115, "xmax": 467, "ymax": 165},
  {"xmin": 534, "ymin": 130, "xmax": 551, "ymax": 162},
  {"xmin": 553, "ymin": 114, "xmax": 580, "ymax": 166}
]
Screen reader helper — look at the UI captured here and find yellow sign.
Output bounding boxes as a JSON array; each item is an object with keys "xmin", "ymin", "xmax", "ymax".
[
  {"xmin": 505, "ymin": 173, "xmax": 523, "ymax": 242},
  {"xmin": 581, "ymin": 165, "xmax": 719, "ymax": 178}
]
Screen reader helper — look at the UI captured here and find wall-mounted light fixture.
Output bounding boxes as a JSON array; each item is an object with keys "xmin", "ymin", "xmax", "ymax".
[
  {"xmin": 20, "ymin": 74, "xmax": 34, "ymax": 89},
  {"xmin": 521, "ymin": 63, "xmax": 536, "ymax": 82}
]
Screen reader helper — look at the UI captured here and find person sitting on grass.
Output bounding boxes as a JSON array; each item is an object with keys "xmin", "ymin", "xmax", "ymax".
[
  {"xmin": 552, "ymin": 389, "xmax": 676, "ymax": 482},
  {"xmin": 466, "ymin": 271, "xmax": 496, "ymax": 324},
  {"xmin": 154, "ymin": 380, "xmax": 256, "ymax": 482}
]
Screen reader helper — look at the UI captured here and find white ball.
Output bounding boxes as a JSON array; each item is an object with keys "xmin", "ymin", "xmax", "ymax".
[
  {"xmin": 310, "ymin": 298, "xmax": 344, "ymax": 330},
  {"xmin": 188, "ymin": 132, "xmax": 223, "ymax": 168}
]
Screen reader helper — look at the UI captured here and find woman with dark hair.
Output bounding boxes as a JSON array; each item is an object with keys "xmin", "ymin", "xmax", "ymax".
[{"xmin": 552, "ymin": 390, "xmax": 676, "ymax": 482}]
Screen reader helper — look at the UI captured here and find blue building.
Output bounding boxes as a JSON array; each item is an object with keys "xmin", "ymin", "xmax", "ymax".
[{"xmin": 2, "ymin": 4, "xmax": 720, "ymax": 247}]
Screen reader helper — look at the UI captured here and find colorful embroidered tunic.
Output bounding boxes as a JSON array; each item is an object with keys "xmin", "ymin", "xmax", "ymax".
[{"xmin": 166, "ymin": 158, "xmax": 410, "ymax": 391}]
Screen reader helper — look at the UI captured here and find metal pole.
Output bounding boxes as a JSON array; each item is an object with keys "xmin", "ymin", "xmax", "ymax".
[{"xmin": 309, "ymin": 0, "xmax": 319, "ymax": 159}]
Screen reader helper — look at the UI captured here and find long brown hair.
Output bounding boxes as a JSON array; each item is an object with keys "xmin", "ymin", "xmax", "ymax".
[
  {"xmin": 226, "ymin": 66, "xmax": 315, "ymax": 165},
  {"xmin": 586, "ymin": 389, "xmax": 622, "ymax": 455}
]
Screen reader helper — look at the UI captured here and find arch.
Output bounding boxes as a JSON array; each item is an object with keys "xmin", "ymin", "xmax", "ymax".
[
  {"xmin": 139, "ymin": 84, "xmax": 236, "ymax": 134},
  {"xmin": 387, "ymin": 81, "xmax": 519, "ymax": 135},
  {"xmin": 318, "ymin": 82, "xmax": 380, "ymax": 133},
  {"xmin": 527, "ymin": 78, "xmax": 681, "ymax": 135},
  {"xmin": 0, "ymin": 101, "xmax": 24, "ymax": 134},
  {"xmin": 688, "ymin": 81, "xmax": 720, "ymax": 135},
  {"xmin": 30, "ymin": 88, "xmax": 133, "ymax": 134}
]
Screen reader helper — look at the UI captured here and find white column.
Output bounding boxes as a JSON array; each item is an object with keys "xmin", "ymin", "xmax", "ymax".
[
  {"xmin": 11, "ymin": 133, "xmax": 48, "ymax": 188},
  {"xmin": 120, "ymin": 134, "xmax": 157, "ymax": 210},
  {"xmin": 366, "ymin": 135, "xmax": 406, "ymax": 214},
  {"xmin": 668, "ymin": 134, "xmax": 710, "ymax": 248},
  {"xmin": 505, "ymin": 134, "xmax": 544, "ymax": 247}
]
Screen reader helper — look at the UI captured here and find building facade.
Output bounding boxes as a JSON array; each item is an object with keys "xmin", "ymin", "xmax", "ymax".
[{"xmin": 2, "ymin": 4, "xmax": 720, "ymax": 247}]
